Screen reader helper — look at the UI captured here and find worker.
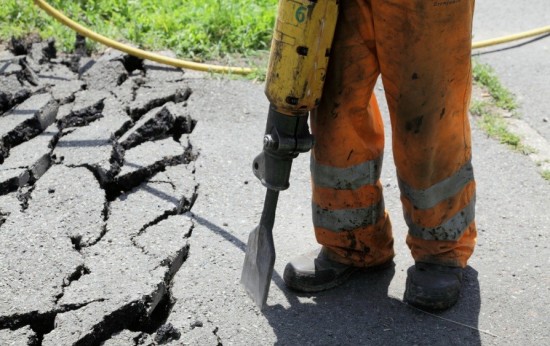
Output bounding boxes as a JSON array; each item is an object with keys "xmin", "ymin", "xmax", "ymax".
[{"xmin": 283, "ymin": 0, "xmax": 477, "ymax": 310}]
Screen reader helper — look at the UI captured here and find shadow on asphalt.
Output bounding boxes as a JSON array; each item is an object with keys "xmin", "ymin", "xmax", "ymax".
[
  {"xmin": 190, "ymin": 213, "xmax": 483, "ymax": 345},
  {"xmin": 191, "ymin": 213, "xmax": 247, "ymax": 252},
  {"xmin": 263, "ymin": 267, "xmax": 482, "ymax": 345}
]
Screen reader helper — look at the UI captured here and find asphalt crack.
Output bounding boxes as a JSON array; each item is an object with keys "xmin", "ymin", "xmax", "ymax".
[
  {"xmin": 110, "ymin": 149, "xmax": 195, "ymax": 198},
  {"xmin": 128, "ymin": 85, "xmax": 191, "ymax": 121},
  {"xmin": 132, "ymin": 189, "xmax": 197, "ymax": 240},
  {"xmin": 57, "ymin": 97, "xmax": 105, "ymax": 129},
  {"xmin": 213, "ymin": 326, "xmax": 224, "ymax": 346},
  {"xmin": 1, "ymin": 38, "xmax": 201, "ymax": 346},
  {"xmin": 0, "ymin": 87, "xmax": 30, "ymax": 114},
  {"xmin": 0, "ymin": 211, "xmax": 7, "ymax": 228},
  {"xmin": 55, "ymin": 265, "xmax": 92, "ymax": 306},
  {"xmin": 0, "ymin": 298, "xmax": 104, "ymax": 341},
  {"xmin": 120, "ymin": 103, "xmax": 191, "ymax": 150}
]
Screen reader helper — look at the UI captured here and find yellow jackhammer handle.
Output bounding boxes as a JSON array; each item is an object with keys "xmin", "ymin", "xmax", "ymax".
[{"xmin": 265, "ymin": 0, "xmax": 339, "ymax": 116}]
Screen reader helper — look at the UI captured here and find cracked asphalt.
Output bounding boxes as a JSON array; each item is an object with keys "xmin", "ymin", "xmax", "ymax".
[
  {"xmin": 1, "ymin": 40, "xmax": 196, "ymax": 345},
  {"xmin": 1, "ymin": 8, "xmax": 549, "ymax": 345}
]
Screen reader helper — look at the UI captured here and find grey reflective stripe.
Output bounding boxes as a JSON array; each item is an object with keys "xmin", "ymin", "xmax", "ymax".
[
  {"xmin": 405, "ymin": 195, "xmax": 476, "ymax": 241},
  {"xmin": 398, "ymin": 160, "xmax": 474, "ymax": 210},
  {"xmin": 311, "ymin": 155, "xmax": 383, "ymax": 190},
  {"xmin": 312, "ymin": 200, "xmax": 385, "ymax": 232}
]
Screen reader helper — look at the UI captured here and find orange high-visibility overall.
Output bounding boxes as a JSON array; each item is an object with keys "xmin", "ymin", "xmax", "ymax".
[{"xmin": 311, "ymin": 0, "xmax": 476, "ymax": 268}]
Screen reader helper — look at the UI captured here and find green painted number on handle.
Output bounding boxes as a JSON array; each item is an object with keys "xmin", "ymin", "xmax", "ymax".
[{"xmin": 295, "ymin": 6, "xmax": 306, "ymax": 23}]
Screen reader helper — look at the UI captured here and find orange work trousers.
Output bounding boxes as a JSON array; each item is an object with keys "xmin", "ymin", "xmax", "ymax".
[{"xmin": 311, "ymin": 0, "xmax": 477, "ymax": 268}]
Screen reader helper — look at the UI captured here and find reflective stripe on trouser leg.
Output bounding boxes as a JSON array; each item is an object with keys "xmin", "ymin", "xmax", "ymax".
[
  {"xmin": 310, "ymin": 0, "xmax": 394, "ymax": 266},
  {"xmin": 312, "ymin": 155, "xmax": 394, "ymax": 267},
  {"xmin": 372, "ymin": 0, "xmax": 478, "ymax": 267},
  {"xmin": 401, "ymin": 172, "xmax": 477, "ymax": 268}
]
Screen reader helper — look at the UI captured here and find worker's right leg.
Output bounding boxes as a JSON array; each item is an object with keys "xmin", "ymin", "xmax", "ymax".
[{"xmin": 284, "ymin": 0, "xmax": 394, "ymax": 293}]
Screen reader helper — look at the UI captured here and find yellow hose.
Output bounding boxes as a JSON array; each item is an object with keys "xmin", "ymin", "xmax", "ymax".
[
  {"xmin": 34, "ymin": 0, "xmax": 550, "ymax": 75},
  {"xmin": 472, "ymin": 25, "xmax": 550, "ymax": 49},
  {"xmin": 33, "ymin": 0, "xmax": 254, "ymax": 75}
]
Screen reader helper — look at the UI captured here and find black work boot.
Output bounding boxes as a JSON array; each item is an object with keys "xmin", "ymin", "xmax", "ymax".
[
  {"xmin": 283, "ymin": 247, "xmax": 357, "ymax": 292},
  {"xmin": 283, "ymin": 247, "xmax": 392, "ymax": 293},
  {"xmin": 404, "ymin": 262, "xmax": 464, "ymax": 310}
]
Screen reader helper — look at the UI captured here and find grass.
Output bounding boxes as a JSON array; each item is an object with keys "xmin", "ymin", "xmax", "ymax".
[
  {"xmin": 0, "ymin": 0, "xmax": 277, "ymax": 61},
  {"xmin": 470, "ymin": 82, "xmax": 533, "ymax": 155},
  {"xmin": 472, "ymin": 60, "xmax": 517, "ymax": 111},
  {"xmin": 470, "ymin": 100, "xmax": 523, "ymax": 148},
  {"xmin": 471, "ymin": 61, "xmax": 550, "ymax": 182},
  {"xmin": 470, "ymin": 59, "xmax": 531, "ymax": 152}
]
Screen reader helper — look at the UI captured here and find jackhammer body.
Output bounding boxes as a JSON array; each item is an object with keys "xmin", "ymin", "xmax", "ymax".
[{"xmin": 241, "ymin": 0, "xmax": 339, "ymax": 309}]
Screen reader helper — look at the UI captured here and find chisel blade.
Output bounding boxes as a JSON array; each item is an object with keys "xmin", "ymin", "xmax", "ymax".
[{"xmin": 241, "ymin": 189, "xmax": 279, "ymax": 309}]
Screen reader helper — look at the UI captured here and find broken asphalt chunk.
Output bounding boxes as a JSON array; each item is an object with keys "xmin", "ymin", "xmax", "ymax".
[
  {"xmin": 0, "ymin": 92, "xmax": 58, "ymax": 162},
  {"xmin": 0, "ymin": 124, "xmax": 58, "ymax": 194},
  {"xmin": 0, "ymin": 75, "xmax": 31, "ymax": 113},
  {"xmin": 81, "ymin": 58, "xmax": 128, "ymax": 91},
  {"xmin": 56, "ymin": 89, "xmax": 109, "ymax": 128},
  {"xmin": 119, "ymin": 103, "xmax": 176, "ymax": 149},
  {"xmin": 54, "ymin": 98, "xmax": 130, "ymax": 186},
  {"xmin": 36, "ymin": 63, "xmax": 84, "ymax": 104},
  {"xmin": 46, "ymin": 217, "xmax": 193, "ymax": 345},
  {"xmin": 105, "ymin": 163, "xmax": 197, "ymax": 244},
  {"xmin": 134, "ymin": 214, "xmax": 193, "ymax": 274},
  {"xmin": 50, "ymin": 79, "xmax": 85, "ymax": 105},
  {"xmin": 128, "ymin": 82, "xmax": 191, "ymax": 120},
  {"xmin": 23, "ymin": 165, "xmax": 106, "ymax": 246},
  {"xmin": 48, "ymin": 217, "xmax": 194, "ymax": 345},
  {"xmin": 111, "ymin": 75, "xmax": 140, "ymax": 107},
  {"xmin": 43, "ymin": 299, "xmax": 150, "ymax": 346},
  {"xmin": 115, "ymin": 137, "xmax": 190, "ymax": 192},
  {"xmin": 0, "ymin": 326, "xmax": 37, "ymax": 346},
  {"xmin": 0, "ymin": 167, "xmax": 103, "ymax": 328}
]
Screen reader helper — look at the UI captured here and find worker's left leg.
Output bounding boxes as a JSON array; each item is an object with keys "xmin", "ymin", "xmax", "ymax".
[{"xmin": 373, "ymin": 0, "xmax": 477, "ymax": 309}]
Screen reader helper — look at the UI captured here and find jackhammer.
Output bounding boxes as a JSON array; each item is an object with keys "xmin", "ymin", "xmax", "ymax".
[{"xmin": 241, "ymin": 0, "xmax": 339, "ymax": 309}]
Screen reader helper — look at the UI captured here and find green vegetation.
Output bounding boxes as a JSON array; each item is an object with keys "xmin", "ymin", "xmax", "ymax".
[
  {"xmin": 470, "ymin": 100, "xmax": 533, "ymax": 154},
  {"xmin": 471, "ymin": 62, "xmax": 549, "ymax": 182},
  {"xmin": 470, "ymin": 60, "xmax": 536, "ymax": 154},
  {"xmin": 472, "ymin": 60, "xmax": 517, "ymax": 111},
  {"xmin": 0, "ymin": 0, "xmax": 277, "ymax": 61},
  {"xmin": 471, "ymin": 100, "xmax": 520, "ymax": 147}
]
